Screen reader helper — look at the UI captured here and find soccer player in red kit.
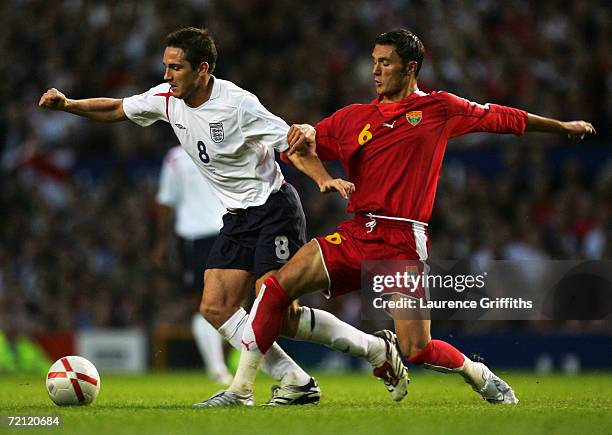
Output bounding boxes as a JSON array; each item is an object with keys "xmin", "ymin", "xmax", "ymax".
[{"xmin": 199, "ymin": 29, "xmax": 596, "ymax": 407}]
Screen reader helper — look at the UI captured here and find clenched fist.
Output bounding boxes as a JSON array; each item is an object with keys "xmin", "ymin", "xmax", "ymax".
[
  {"xmin": 561, "ymin": 121, "xmax": 597, "ymax": 141},
  {"xmin": 38, "ymin": 88, "xmax": 67, "ymax": 110},
  {"xmin": 287, "ymin": 124, "xmax": 316, "ymax": 155}
]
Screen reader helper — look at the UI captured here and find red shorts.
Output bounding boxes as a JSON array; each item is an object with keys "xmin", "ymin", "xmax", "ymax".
[{"xmin": 314, "ymin": 215, "xmax": 429, "ymax": 299}]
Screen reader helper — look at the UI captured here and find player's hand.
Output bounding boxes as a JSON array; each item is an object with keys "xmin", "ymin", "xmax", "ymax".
[
  {"xmin": 287, "ymin": 124, "xmax": 316, "ymax": 155},
  {"xmin": 561, "ymin": 121, "xmax": 596, "ymax": 141},
  {"xmin": 319, "ymin": 178, "xmax": 355, "ymax": 199},
  {"xmin": 38, "ymin": 88, "xmax": 68, "ymax": 110}
]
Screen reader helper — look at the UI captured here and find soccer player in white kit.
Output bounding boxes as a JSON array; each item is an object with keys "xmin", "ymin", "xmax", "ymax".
[
  {"xmin": 154, "ymin": 145, "xmax": 232, "ymax": 385},
  {"xmin": 39, "ymin": 27, "xmax": 409, "ymax": 406}
]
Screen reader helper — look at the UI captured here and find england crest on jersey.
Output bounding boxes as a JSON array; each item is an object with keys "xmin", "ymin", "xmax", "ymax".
[{"xmin": 209, "ymin": 122, "xmax": 224, "ymax": 143}]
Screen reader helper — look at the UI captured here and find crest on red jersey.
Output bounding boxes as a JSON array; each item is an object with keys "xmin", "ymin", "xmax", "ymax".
[
  {"xmin": 405, "ymin": 265, "xmax": 419, "ymax": 275},
  {"xmin": 406, "ymin": 111, "xmax": 422, "ymax": 126}
]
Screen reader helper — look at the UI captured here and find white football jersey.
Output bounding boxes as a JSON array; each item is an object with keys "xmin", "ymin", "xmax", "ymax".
[
  {"xmin": 123, "ymin": 77, "xmax": 289, "ymax": 209},
  {"xmin": 157, "ymin": 146, "xmax": 225, "ymax": 240}
]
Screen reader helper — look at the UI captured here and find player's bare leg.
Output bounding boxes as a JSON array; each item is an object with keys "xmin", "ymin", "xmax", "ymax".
[
  {"xmin": 272, "ymin": 243, "xmax": 408, "ymax": 401},
  {"xmin": 195, "ymin": 268, "xmax": 313, "ymax": 406},
  {"xmin": 394, "ymin": 317, "xmax": 518, "ymax": 404},
  {"xmin": 199, "ymin": 268, "xmax": 253, "ymax": 329},
  {"xmin": 222, "ymin": 241, "xmax": 409, "ymax": 406}
]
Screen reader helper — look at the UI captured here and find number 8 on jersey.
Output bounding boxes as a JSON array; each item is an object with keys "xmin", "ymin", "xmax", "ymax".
[{"xmin": 197, "ymin": 140, "xmax": 210, "ymax": 164}]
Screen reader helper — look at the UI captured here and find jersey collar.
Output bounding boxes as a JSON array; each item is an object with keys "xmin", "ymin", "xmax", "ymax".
[
  {"xmin": 371, "ymin": 87, "xmax": 425, "ymax": 105},
  {"xmin": 186, "ymin": 75, "xmax": 221, "ymax": 110},
  {"xmin": 209, "ymin": 75, "xmax": 221, "ymax": 101}
]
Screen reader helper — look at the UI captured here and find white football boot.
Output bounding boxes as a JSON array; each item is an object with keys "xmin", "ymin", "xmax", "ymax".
[
  {"xmin": 372, "ymin": 330, "xmax": 410, "ymax": 401},
  {"xmin": 193, "ymin": 390, "xmax": 254, "ymax": 408},
  {"xmin": 465, "ymin": 362, "xmax": 519, "ymax": 404}
]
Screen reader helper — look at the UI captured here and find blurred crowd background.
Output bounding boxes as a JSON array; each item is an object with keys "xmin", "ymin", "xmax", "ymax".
[{"xmin": 1, "ymin": 0, "xmax": 610, "ymax": 340}]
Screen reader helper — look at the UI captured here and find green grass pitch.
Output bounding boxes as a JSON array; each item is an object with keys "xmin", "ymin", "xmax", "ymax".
[{"xmin": 2, "ymin": 370, "xmax": 611, "ymax": 434}]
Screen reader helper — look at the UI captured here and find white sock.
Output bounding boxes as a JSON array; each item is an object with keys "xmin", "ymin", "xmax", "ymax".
[
  {"xmin": 218, "ymin": 308, "xmax": 311, "ymax": 386},
  {"xmin": 422, "ymin": 353, "xmax": 488, "ymax": 390},
  {"xmin": 458, "ymin": 355, "xmax": 488, "ymax": 390},
  {"xmin": 191, "ymin": 313, "xmax": 230, "ymax": 378},
  {"xmin": 228, "ymin": 349, "xmax": 264, "ymax": 396},
  {"xmin": 294, "ymin": 307, "xmax": 387, "ymax": 367}
]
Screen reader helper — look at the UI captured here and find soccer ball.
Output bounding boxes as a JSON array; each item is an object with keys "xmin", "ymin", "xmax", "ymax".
[{"xmin": 46, "ymin": 356, "xmax": 101, "ymax": 406}]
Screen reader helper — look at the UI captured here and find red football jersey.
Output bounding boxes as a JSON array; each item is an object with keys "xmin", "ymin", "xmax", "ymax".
[{"xmin": 315, "ymin": 90, "xmax": 528, "ymax": 223}]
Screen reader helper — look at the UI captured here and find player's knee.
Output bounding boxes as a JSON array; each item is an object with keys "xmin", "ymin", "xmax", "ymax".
[
  {"xmin": 199, "ymin": 299, "xmax": 229, "ymax": 329},
  {"xmin": 198, "ymin": 300, "xmax": 216, "ymax": 326}
]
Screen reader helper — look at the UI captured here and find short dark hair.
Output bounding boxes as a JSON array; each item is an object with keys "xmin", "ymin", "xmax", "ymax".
[
  {"xmin": 165, "ymin": 27, "xmax": 218, "ymax": 73},
  {"xmin": 374, "ymin": 29, "xmax": 425, "ymax": 76}
]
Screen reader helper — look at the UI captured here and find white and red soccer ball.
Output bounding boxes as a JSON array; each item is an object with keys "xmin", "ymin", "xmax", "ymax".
[{"xmin": 46, "ymin": 356, "xmax": 101, "ymax": 406}]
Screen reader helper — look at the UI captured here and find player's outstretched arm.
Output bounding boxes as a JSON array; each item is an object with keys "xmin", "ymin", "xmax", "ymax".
[
  {"xmin": 38, "ymin": 88, "xmax": 127, "ymax": 123},
  {"xmin": 526, "ymin": 113, "xmax": 596, "ymax": 141},
  {"xmin": 285, "ymin": 124, "xmax": 354, "ymax": 199}
]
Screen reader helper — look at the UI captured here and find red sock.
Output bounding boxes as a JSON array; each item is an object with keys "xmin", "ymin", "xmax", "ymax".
[
  {"xmin": 407, "ymin": 339, "xmax": 465, "ymax": 370},
  {"xmin": 250, "ymin": 276, "xmax": 292, "ymax": 353}
]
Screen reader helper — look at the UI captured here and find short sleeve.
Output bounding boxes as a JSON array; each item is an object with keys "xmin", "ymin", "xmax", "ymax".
[
  {"xmin": 156, "ymin": 150, "xmax": 181, "ymax": 207},
  {"xmin": 314, "ymin": 112, "xmax": 342, "ymax": 162},
  {"xmin": 123, "ymin": 83, "xmax": 172, "ymax": 127},
  {"xmin": 437, "ymin": 92, "xmax": 528, "ymax": 138},
  {"xmin": 238, "ymin": 95, "xmax": 289, "ymax": 152}
]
